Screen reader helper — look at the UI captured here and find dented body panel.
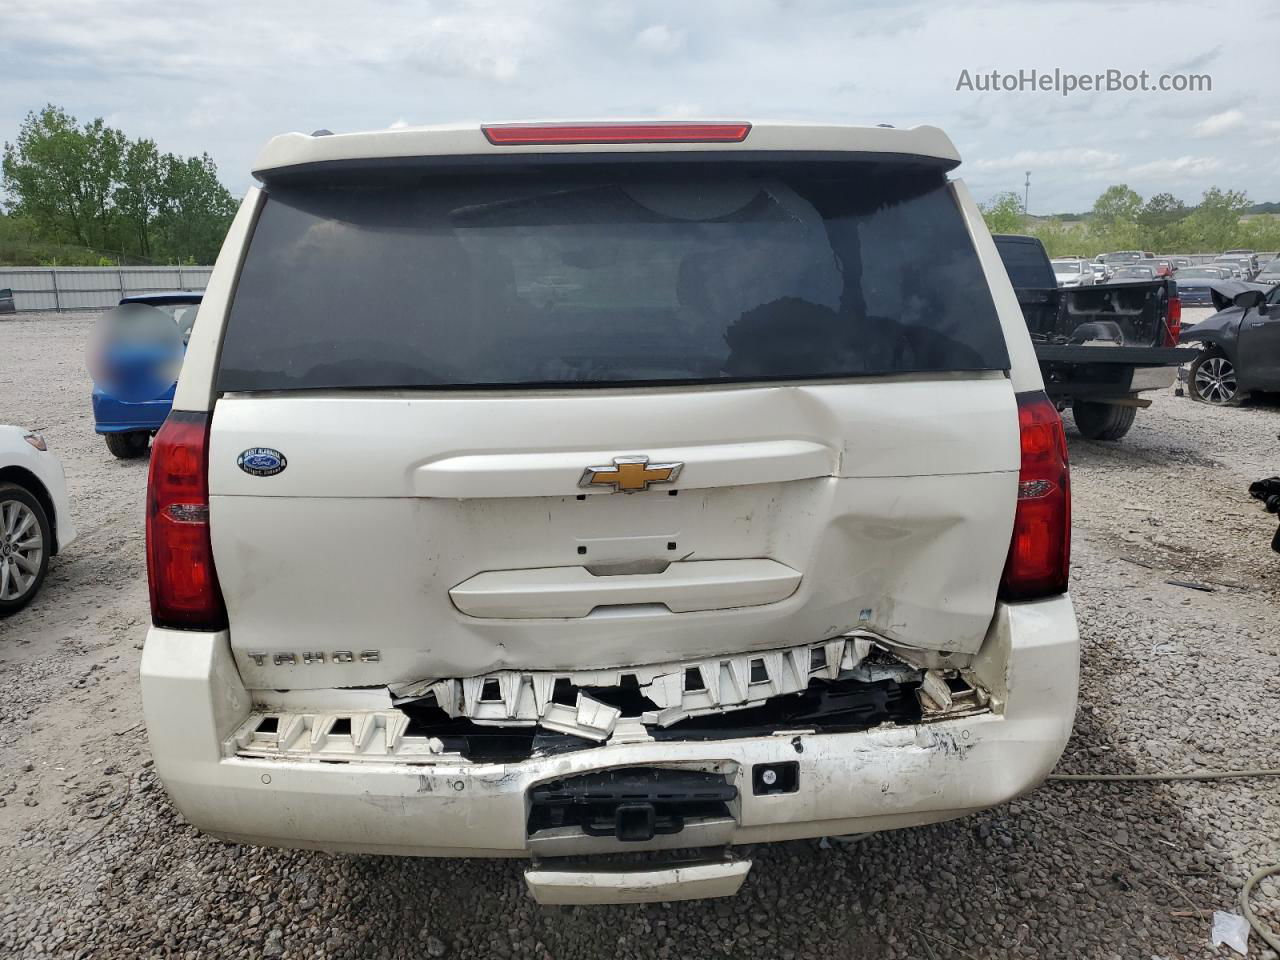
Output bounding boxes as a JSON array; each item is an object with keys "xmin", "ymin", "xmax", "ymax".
[
  {"xmin": 209, "ymin": 377, "xmax": 1019, "ymax": 688},
  {"xmin": 142, "ymin": 121, "xmax": 1080, "ymax": 902}
]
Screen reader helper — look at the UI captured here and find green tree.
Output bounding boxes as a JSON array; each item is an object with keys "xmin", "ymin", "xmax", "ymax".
[
  {"xmin": 115, "ymin": 138, "xmax": 163, "ymax": 258},
  {"xmin": 1184, "ymin": 187, "xmax": 1250, "ymax": 251},
  {"xmin": 1138, "ymin": 192, "xmax": 1187, "ymax": 229},
  {"xmin": 2, "ymin": 103, "xmax": 237, "ymax": 264},
  {"xmin": 2, "ymin": 105, "xmax": 125, "ymax": 248},
  {"xmin": 152, "ymin": 153, "xmax": 236, "ymax": 263},
  {"xmin": 1239, "ymin": 215, "xmax": 1280, "ymax": 252},
  {"xmin": 1091, "ymin": 185, "xmax": 1143, "ymax": 228},
  {"xmin": 980, "ymin": 191, "xmax": 1026, "ymax": 234}
]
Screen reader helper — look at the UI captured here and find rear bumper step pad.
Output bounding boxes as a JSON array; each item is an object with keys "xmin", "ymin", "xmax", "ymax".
[{"xmin": 525, "ymin": 857, "xmax": 752, "ymax": 905}]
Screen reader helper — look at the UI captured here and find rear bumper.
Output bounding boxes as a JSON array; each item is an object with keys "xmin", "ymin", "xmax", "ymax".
[
  {"xmin": 141, "ymin": 595, "xmax": 1078, "ymax": 858},
  {"xmin": 91, "ymin": 387, "xmax": 172, "ymax": 433}
]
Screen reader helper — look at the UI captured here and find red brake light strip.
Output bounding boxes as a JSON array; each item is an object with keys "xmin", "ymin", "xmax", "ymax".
[{"xmin": 482, "ymin": 122, "xmax": 751, "ymax": 146}]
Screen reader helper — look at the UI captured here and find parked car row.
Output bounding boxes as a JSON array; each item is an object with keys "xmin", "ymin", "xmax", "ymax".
[{"xmin": 1043, "ymin": 250, "xmax": 1280, "ymax": 289}]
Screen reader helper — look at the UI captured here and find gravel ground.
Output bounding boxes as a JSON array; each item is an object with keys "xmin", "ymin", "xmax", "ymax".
[{"xmin": 1, "ymin": 311, "xmax": 1277, "ymax": 960}]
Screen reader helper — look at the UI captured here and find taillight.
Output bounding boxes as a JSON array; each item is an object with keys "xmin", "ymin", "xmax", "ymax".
[
  {"xmin": 146, "ymin": 411, "xmax": 227, "ymax": 629},
  {"xmin": 1000, "ymin": 391, "xmax": 1071, "ymax": 601},
  {"xmin": 482, "ymin": 122, "xmax": 751, "ymax": 145},
  {"xmin": 1163, "ymin": 294, "xmax": 1182, "ymax": 347}
]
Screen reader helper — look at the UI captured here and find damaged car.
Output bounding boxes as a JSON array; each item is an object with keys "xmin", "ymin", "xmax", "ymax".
[
  {"xmin": 1179, "ymin": 281, "xmax": 1280, "ymax": 405},
  {"xmin": 140, "ymin": 120, "xmax": 1078, "ymax": 905}
]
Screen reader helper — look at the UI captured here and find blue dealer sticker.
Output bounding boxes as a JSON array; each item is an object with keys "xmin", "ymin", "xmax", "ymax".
[{"xmin": 237, "ymin": 447, "xmax": 287, "ymax": 477}]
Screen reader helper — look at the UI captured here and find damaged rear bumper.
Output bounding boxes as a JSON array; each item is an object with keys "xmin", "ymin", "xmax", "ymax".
[{"xmin": 140, "ymin": 595, "xmax": 1077, "ymax": 864}]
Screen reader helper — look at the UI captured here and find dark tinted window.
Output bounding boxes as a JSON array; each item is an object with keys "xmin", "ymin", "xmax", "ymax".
[
  {"xmin": 219, "ymin": 163, "xmax": 1009, "ymax": 391},
  {"xmin": 993, "ymin": 237, "xmax": 1054, "ymax": 289}
]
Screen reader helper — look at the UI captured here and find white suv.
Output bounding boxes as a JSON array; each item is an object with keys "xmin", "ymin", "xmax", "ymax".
[{"xmin": 141, "ymin": 121, "xmax": 1077, "ymax": 904}]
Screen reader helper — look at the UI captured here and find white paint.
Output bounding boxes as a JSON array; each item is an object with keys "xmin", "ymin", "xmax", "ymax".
[
  {"xmin": 139, "ymin": 595, "xmax": 1077, "ymax": 868},
  {"xmin": 251, "ymin": 121, "xmax": 961, "ymax": 177},
  {"xmin": 207, "ymin": 377, "xmax": 1020, "ymax": 687},
  {"xmin": 141, "ymin": 122, "xmax": 1080, "ymax": 901},
  {"xmin": 951, "ymin": 178, "xmax": 1047, "ymax": 396},
  {"xmin": 449, "ymin": 559, "xmax": 801, "ymax": 619},
  {"xmin": 171, "ymin": 188, "xmax": 263, "ymax": 412},
  {"xmin": 0, "ymin": 425, "xmax": 76, "ymax": 551},
  {"xmin": 525, "ymin": 859, "xmax": 752, "ymax": 905}
]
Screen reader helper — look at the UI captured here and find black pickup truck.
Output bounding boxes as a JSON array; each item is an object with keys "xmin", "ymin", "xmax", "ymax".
[{"xmin": 994, "ymin": 234, "xmax": 1195, "ymax": 440}]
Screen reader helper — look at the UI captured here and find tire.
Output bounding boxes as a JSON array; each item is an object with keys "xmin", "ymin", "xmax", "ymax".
[
  {"xmin": 1071, "ymin": 401, "xmax": 1137, "ymax": 441},
  {"xmin": 0, "ymin": 482, "xmax": 52, "ymax": 617},
  {"xmin": 1188, "ymin": 350, "xmax": 1242, "ymax": 406},
  {"xmin": 105, "ymin": 430, "xmax": 150, "ymax": 459}
]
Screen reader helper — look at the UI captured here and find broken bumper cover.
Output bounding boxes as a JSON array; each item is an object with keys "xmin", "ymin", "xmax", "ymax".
[{"xmin": 140, "ymin": 594, "xmax": 1078, "ymax": 858}]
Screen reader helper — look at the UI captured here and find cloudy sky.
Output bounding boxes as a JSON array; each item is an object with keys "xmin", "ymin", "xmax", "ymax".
[{"xmin": 2, "ymin": 0, "xmax": 1276, "ymax": 212}]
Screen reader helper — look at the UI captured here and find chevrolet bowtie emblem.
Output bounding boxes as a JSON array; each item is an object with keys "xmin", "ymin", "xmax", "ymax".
[{"xmin": 579, "ymin": 455, "xmax": 683, "ymax": 494}]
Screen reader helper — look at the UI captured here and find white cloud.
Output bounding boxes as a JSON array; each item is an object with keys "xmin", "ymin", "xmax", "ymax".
[
  {"xmin": 388, "ymin": 118, "xmax": 409, "ymax": 130},
  {"xmin": 634, "ymin": 24, "xmax": 685, "ymax": 56},
  {"xmin": 658, "ymin": 102, "xmax": 703, "ymax": 118},
  {"xmin": 403, "ymin": 15, "xmax": 539, "ymax": 82},
  {"xmin": 1, "ymin": 0, "xmax": 1274, "ymax": 208},
  {"xmin": 1129, "ymin": 156, "xmax": 1223, "ymax": 178},
  {"xmin": 975, "ymin": 148, "xmax": 1123, "ymax": 172},
  {"xmin": 1255, "ymin": 120, "xmax": 1280, "ymax": 146},
  {"xmin": 1192, "ymin": 109, "xmax": 1246, "ymax": 138}
]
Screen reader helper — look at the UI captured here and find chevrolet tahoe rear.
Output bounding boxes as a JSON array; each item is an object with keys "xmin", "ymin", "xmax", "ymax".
[{"xmin": 140, "ymin": 120, "xmax": 1078, "ymax": 904}]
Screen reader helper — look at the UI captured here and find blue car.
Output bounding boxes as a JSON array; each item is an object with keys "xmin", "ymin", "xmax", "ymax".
[
  {"xmin": 92, "ymin": 292, "xmax": 202, "ymax": 458},
  {"xmin": 1173, "ymin": 267, "xmax": 1233, "ymax": 307}
]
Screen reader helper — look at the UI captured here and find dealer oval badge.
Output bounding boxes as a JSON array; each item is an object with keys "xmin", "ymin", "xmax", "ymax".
[{"xmin": 237, "ymin": 447, "xmax": 287, "ymax": 477}]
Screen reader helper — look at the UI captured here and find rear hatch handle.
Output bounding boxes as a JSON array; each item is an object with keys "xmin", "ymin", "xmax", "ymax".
[
  {"xmin": 525, "ymin": 855, "xmax": 752, "ymax": 905},
  {"xmin": 451, "ymin": 559, "xmax": 801, "ymax": 619}
]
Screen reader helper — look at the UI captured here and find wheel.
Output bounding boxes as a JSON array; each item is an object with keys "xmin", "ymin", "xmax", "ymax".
[
  {"xmin": 0, "ymin": 482, "xmax": 51, "ymax": 616},
  {"xmin": 105, "ymin": 431, "xmax": 150, "ymax": 459},
  {"xmin": 1188, "ymin": 351, "xmax": 1241, "ymax": 406},
  {"xmin": 1071, "ymin": 401, "xmax": 1137, "ymax": 441}
]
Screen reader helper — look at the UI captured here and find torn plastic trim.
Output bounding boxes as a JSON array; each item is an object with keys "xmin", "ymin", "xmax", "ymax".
[
  {"xmin": 229, "ymin": 709, "xmax": 453, "ymax": 761},
  {"xmin": 389, "ymin": 634, "xmax": 880, "ymax": 740},
  {"xmin": 229, "ymin": 638, "xmax": 993, "ymax": 763}
]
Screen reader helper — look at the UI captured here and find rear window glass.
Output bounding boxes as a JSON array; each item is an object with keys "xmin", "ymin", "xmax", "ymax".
[
  {"xmin": 993, "ymin": 238, "xmax": 1054, "ymax": 290},
  {"xmin": 218, "ymin": 162, "xmax": 1009, "ymax": 391}
]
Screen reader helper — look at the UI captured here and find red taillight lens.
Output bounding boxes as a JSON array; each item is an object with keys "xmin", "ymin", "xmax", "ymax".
[
  {"xmin": 146, "ymin": 411, "xmax": 227, "ymax": 629},
  {"xmin": 482, "ymin": 122, "xmax": 751, "ymax": 145},
  {"xmin": 1000, "ymin": 391, "xmax": 1071, "ymax": 601},
  {"xmin": 1163, "ymin": 295, "xmax": 1182, "ymax": 347}
]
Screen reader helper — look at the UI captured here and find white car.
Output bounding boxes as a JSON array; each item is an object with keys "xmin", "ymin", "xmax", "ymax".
[
  {"xmin": 1051, "ymin": 258, "xmax": 1094, "ymax": 287},
  {"xmin": 0, "ymin": 426, "xmax": 76, "ymax": 615},
  {"xmin": 140, "ymin": 121, "xmax": 1079, "ymax": 905}
]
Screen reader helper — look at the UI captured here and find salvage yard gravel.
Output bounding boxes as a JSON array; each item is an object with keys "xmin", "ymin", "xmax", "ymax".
[{"xmin": 1, "ymin": 312, "xmax": 1278, "ymax": 959}]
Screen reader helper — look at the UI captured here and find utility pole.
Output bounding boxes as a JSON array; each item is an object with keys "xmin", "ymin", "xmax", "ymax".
[{"xmin": 1024, "ymin": 171, "xmax": 1032, "ymax": 226}]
